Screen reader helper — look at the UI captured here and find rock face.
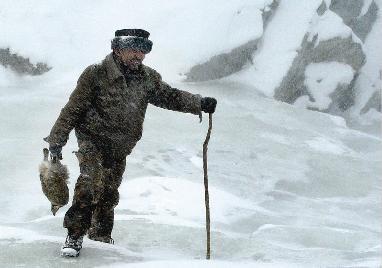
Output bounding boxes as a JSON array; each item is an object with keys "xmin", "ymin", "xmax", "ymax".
[
  {"xmin": 274, "ymin": 35, "xmax": 365, "ymax": 113},
  {"xmin": 0, "ymin": 48, "xmax": 51, "ymax": 76},
  {"xmin": 185, "ymin": 0, "xmax": 379, "ymax": 126},
  {"xmin": 329, "ymin": 0, "xmax": 378, "ymax": 41},
  {"xmin": 274, "ymin": 0, "xmax": 371, "ymax": 115},
  {"xmin": 184, "ymin": 0, "xmax": 279, "ymax": 82},
  {"xmin": 184, "ymin": 39, "xmax": 259, "ymax": 82}
]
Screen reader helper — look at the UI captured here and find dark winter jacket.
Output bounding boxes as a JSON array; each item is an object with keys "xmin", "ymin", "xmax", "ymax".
[{"xmin": 46, "ymin": 53, "xmax": 202, "ymax": 160}]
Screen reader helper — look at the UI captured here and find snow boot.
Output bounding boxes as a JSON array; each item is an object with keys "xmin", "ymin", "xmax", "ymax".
[
  {"xmin": 88, "ymin": 233, "xmax": 114, "ymax": 244},
  {"xmin": 61, "ymin": 234, "xmax": 84, "ymax": 257}
]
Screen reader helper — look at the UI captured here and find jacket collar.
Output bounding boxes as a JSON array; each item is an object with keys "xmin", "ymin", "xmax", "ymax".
[
  {"xmin": 103, "ymin": 53, "xmax": 123, "ymax": 82},
  {"xmin": 103, "ymin": 53, "xmax": 146, "ymax": 82}
]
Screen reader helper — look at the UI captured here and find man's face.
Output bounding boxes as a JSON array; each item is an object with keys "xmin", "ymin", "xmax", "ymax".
[{"xmin": 115, "ymin": 49, "xmax": 145, "ymax": 70}]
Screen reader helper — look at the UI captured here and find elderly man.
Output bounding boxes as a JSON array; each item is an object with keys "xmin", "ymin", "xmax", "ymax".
[{"xmin": 45, "ymin": 29, "xmax": 217, "ymax": 257}]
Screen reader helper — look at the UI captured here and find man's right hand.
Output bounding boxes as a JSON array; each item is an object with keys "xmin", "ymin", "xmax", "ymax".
[
  {"xmin": 201, "ymin": 97, "xmax": 217, "ymax": 114},
  {"xmin": 49, "ymin": 144, "xmax": 63, "ymax": 160}
]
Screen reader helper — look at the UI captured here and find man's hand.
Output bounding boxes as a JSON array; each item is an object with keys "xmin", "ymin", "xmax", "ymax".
[
  {"xmin": 201, "ymin": 97, "xmax": 217, "ymax": 114},
  {"xmin": 49, "ymin": 144, "xmax": 63, "ymax": 160}
]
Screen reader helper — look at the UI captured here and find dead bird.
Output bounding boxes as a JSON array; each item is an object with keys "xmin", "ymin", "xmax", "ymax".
[{"xmin": 39, "ymin": 148, "xmax": 69, "ymax": 215}]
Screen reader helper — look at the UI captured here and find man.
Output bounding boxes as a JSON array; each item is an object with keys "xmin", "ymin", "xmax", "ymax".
[{"xmin": 45, "ymin": 29, "xmax": 217, "ymax": 257}]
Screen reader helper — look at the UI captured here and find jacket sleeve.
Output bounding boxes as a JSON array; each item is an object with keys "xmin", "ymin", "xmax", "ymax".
[
  {"xmin": 45, "ymin": 65, "xmax": 96, "ymax": 147},
  {"xmin": 147, "ymin": 71, "xmax": 202, "ymax": 116}
]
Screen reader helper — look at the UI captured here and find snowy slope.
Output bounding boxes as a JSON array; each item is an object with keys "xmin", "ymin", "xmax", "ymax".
[
  {"xmin": 1, "ymin": 78, "xmax": 380, "ymax": 267},
  {"xmin": 0, "ymin": 1, "xmax": 381, "ymax": 267},
  {"xmin": 227, "ymin": 0, "xmax": 322, "ymax": 97}
]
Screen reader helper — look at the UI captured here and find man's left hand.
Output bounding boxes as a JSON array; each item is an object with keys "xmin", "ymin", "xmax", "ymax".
[{"xmin": 201, "ymin": 97, "xmax": 217, "ymax": 114}]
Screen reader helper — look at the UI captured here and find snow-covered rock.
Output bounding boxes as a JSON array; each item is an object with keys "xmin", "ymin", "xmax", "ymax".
[
  {"xmin": 184, "ymin": 0, "xmax": 279, "ymax": 82},
  {"xmin": 182, "ymin": 0, "xmax": 380, "ymax": 131},
  {"xmin": 329, "ymin": 0, "xmax": 379, "ymax": 41},
  {"xmin": 346, "ymin": 1, "xmax": 381, "ymax": 135},
  {"xmin": 274, "ymin": 1, "xmax": 366, "ymax": 115},
  {"xmin": 294, "ymin": 62, "xmax": 355, "ymax": 111},
  {"xmin": 0, "ymin": 48, "xmax": 51, "ymax": 75}
]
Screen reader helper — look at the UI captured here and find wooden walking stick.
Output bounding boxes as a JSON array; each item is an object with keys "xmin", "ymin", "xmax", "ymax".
[{"xmin": 203, "ymin": 113, "xmax": 213, "ymax": 259}]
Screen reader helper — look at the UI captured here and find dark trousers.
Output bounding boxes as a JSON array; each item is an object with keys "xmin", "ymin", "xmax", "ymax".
[{"xmin": 63, "ymin": 140, "xmax": 126, "ymax": 238}]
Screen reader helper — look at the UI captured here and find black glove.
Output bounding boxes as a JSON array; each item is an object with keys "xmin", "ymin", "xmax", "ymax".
[
  {"xmin": 49, "ymin": 144, "xmax": 63, "ymax": 160},
  {"xmin": 201, "ymin": 97, "xmax": 217, "ymax": 114}
]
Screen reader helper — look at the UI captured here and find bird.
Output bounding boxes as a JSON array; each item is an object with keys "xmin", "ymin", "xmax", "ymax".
[{"xmin": 39, "ymin": 148, "xmax": 69, "ymax": 215}]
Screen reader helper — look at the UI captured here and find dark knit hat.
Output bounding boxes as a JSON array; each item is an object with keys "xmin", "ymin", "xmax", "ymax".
[{"xmin": 111, "ymin": 29, "xmax": 153, "ymax": 54}]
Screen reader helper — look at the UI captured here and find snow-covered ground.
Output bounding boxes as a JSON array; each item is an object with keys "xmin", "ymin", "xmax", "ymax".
[
  {"xmin": 0, "ymin": 0, "xmax": 381, "ymax": 267},
  {"xmin": 1, "ymin": 78, "xmax": 380, "ymax": 267}
]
